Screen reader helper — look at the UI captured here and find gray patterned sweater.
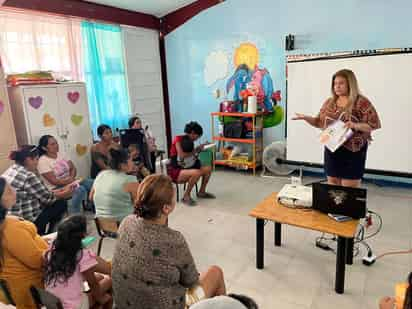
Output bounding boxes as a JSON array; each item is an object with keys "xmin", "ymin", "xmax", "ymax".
[{"xmin": 112, "ymin": 215, "xmax": 199, "ymax": 309}]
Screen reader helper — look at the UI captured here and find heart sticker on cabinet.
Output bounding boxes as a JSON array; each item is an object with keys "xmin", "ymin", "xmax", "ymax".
[
  {"xmin": 71, "ymin": 114, "xmax": 83, "ymax": 126},
  {"xmin": 28, "ymin": 96, "xmax": 43, "ymax": 109},
  {"xmin": 0, "ymin": 100, "xmax": 4, "ymax": 114},
  {"xmin": 43, "ymin": 113, "xmax": 56, "ymax": 127},
  {"xmin": 76, "ymin": 144, "xmax": 88, "ymax": 156},
  {"xmin": 67, "ymin": 91, "xmax": 80, "ymax": 104}
]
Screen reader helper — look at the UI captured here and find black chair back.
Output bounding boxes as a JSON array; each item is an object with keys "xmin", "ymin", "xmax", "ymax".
[
  {"xmin": 30, "ymin": 286, "xmax": 64, "ymax": 309},
  {"xmin": 0, "ymin": 279, "xmax": 15, "ymax": 306}
]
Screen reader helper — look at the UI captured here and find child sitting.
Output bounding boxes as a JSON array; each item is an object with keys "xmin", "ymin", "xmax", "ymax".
[
  {"xmin": 127, "ymin": 144, "xmax": 150, "ymax": 179},
  {"xmin": 177, "ymin": 135, "xmax": 200, "ymax": 169},
  {"xmin": 44, "ymin": 215, "xmax": 112, "ymax": 309}
]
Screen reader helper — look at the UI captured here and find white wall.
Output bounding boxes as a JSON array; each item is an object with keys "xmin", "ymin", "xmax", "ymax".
[{"xmin": 122, "ymin": 25, "xmax": 167, "ymax": 152}]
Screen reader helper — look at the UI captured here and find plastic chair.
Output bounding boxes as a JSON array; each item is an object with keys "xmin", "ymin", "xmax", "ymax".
[
  {"xmin": 30, "ymin": 286, "xmax": 63, "ymax": 309},
  {"xmin": 94, "ymin": 217, "xmax": 119, "ymax": 256},
  {"xmin": 0, "ymin": 279, "xmax": 15, "ymax": 306}
]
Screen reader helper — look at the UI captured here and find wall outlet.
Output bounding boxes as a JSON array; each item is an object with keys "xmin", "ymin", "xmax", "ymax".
[{"xmin": 291, "ymin": 176, "xmax": 302, "ymax": 185}]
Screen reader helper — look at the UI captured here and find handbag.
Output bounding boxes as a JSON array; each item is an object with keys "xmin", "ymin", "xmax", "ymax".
[
  {"xmin": 223, "ymin": 121, "xmax": 244, "ymax": 138},
  {"xmin": 219, "ymin": 101, "xmax": 237, "ymax": 112}
]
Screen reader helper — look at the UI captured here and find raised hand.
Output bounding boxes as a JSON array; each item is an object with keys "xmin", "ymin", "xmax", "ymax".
[{"xmin": 292, "ymin": 113, "xmax": 307, "ymax": 120}]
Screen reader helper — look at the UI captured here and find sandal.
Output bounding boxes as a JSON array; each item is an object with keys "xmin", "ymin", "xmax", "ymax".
[
  {"xmin": 197, "ymin": 192, "xmax": 216, "ymax": 199},
  {"xmin": 181, "ymin": 198, "xmax": 197, "ymax": 206}
]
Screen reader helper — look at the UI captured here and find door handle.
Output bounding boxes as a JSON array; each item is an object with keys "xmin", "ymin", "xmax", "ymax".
[{"xmin": 60, "ymin": 127, "xmax": 69, "ymax": 139}]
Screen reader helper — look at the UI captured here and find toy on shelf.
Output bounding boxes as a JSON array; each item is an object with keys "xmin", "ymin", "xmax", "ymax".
[{"xmin": 211, "ymin": 111, "xmax": 263, "ymax": 176}]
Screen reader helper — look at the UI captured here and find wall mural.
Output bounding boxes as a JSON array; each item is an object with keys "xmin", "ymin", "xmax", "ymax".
[{"xmin": 204, "ymin": 42, "xmax": 284, "ymax": 128}]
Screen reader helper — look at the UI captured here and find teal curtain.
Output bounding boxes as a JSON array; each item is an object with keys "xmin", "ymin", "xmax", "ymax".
[{"xmin": 81, "ymin": 21, "xmax": 130, "ymax": 139}]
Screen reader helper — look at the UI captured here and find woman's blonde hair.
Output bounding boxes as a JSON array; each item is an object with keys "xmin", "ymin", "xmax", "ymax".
[
  {"xmin": 331, "ymin": 69, "xmax": 361, "ymax": 114},
  {"xmin": 134, "ymin": 174, "xmax": 174, "ymax": 219}
]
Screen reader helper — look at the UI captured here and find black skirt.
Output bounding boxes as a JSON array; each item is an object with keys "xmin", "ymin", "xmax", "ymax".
[{"xmin": 324, "ymin": 144, "xmax": 368, "ymax": 180}]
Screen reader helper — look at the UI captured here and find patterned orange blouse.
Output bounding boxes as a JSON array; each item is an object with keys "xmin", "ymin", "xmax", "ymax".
[{"xmin": 318, "ymin": 96, "xmax": 381, "ymax": 152}]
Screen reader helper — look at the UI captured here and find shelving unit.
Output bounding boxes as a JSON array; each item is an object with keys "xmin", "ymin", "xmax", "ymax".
[{"xmin": 211, "ymin": 112, "xmax": 263, "ymax": 176}]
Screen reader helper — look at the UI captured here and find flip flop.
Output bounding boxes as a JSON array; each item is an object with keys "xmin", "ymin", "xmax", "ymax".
[
  {"xmin": 197, "ymin": 192, "xmax": 216, "ymax": 199},
  {"xmin": 181, "ymin": 198, "xmax": 197, "ymax": 206}
]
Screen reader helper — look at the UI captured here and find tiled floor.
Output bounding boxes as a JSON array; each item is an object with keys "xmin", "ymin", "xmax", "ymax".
[{"xmin": 93, "ymin": 170, "xmax": 412, "ymax": 309}]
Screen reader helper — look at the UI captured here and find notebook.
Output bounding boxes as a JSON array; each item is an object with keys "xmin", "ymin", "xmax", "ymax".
[{"xmin": 319, "ymin": 120, "xmax": 353, "ymax": 152}]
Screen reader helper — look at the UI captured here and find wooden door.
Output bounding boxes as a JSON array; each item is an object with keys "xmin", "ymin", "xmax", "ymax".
[
  {"xmin": 57, "ymin": 83, "xmax": 93, "ymax": 178},
  {"xmin": 21, "ymin": 86, "xmax": 64, "ymax": 148},
  {"xmin": 0, "ymin": 60, "xmax": 17, "ymax": 173}
]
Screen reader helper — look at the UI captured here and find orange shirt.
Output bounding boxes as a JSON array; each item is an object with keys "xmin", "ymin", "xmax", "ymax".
[
  {"xmin": 0, "ymin": 217, "xmax": 48, "ymax": 309},
  {"xmin": 318, "ymin": 96, "xmax": 381, "ymax": 152}
]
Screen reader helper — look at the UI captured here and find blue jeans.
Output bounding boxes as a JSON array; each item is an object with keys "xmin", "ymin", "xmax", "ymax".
[
  {"xmin": 34, "ymin": 199, "xmax": 67, "ymax": 235},
  {"xmin": 68, "ymin": 178, "xmax": 94, "ymax": 214}
]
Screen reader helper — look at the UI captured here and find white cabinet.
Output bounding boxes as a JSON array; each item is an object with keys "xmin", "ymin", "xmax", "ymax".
[
  {"xmin": 0, "ymin": 57, "xmax": 17, "ymax": 173},
  {"xmin": 8, "ymin": 83, "xmax": 93, "ymax": 178}
]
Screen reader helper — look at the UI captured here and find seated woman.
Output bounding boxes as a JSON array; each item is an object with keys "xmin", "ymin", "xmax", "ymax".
[
  {"xmin": 167, "ymin": 121, "xmax": 215, "ymax": 206},
  {"xmin": 44, "ymin": 215, "xmax": 112, "ymax": 309},
  {"xmin": 128, "ymin": 116, "xmax": 155, "ymax": 173},
  {"xmin": 0, "ymin": 177, "xmax": 48, "ymax": 309},
  {"xmin": 90, "ymin": 124, "xmax": 120, "ymax": 179},
  {"xmin": 2, "ymin": 146, "xmax": 72, "ymax": 235},
  {"xmin": 91, "ymin": 148, "xmax": 139, "ymax": 221},
  {"xmin": 112, "ymin": 174, "xmax": 226, "ymax": 309},
  {"xmin": 37, "ymin": 135, "xmax": 94, "ymax": 214}
]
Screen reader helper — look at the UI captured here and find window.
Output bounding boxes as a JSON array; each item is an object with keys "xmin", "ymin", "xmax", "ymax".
[
  {"xmin": 81, "ymin": 21, "xmax": 130, "ymax": 138},
  {"xmin": 0, "ymin": 9, "xmax": 82, "ymax": 80}
]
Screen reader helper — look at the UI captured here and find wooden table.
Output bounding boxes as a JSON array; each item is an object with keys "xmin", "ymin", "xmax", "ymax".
[{"xmin": 249, "ymin": 193, "xmax": 359, "ymax": 294}]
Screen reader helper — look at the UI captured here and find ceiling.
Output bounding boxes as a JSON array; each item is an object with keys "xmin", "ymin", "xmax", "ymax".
[{"xmin": 85, "ymin": 0, "xmax": 198, "ymax": 17}]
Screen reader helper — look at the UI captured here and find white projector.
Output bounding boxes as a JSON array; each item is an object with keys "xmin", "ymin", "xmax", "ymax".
[{"xmin": 277, "ymin": 184, "xmax": 313, "ymax": 208}]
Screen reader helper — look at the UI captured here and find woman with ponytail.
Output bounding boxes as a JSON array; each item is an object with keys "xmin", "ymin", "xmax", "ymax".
[
  {"xmin": 0, "ymin": 177, "xmax": 48, "ymax": 309},
  {"xmin": 44, "ymin": 215, "xmax": 112, "ymax": 309},
  {"xmin": 2, "ymin": 145, "xmax": 72, "ymax": 235},
  {"xmin": 90, "ymin": 148, "xmax": 139, "ymax": 221},
  {"xmin": 112, "ymin": 174, "xmax": 226, "ymax": 309}
]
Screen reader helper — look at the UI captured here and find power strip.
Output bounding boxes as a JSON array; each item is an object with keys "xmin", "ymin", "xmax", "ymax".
[
  {"xmin": 362, "ymin": 255, "xmax": 377, "ymax": 266},
  {"xmin": 315, "ymin": 240, "xmax": 332, "ymax": 251}
]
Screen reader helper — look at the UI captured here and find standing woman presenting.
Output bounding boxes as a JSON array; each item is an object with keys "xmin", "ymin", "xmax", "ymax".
[{"xmin": 293, "ymin": 69, "xmax": 381, "ymax": 187}]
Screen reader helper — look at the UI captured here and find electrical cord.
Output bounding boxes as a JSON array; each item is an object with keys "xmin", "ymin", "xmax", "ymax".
[
  {"xmin": 315, "ymin": 209, "xmax": 382, "ymax": 259},
  {"xmin": 303, "ymin": 178, "xmax": 327, "ymax": 187},
  {"xmin": 376, "ymin": 248, "xmax": 412, "ymax": 260},
  {"xmin": 362, "ymin": 210, "xmax": 382, "ymax": 240}
]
